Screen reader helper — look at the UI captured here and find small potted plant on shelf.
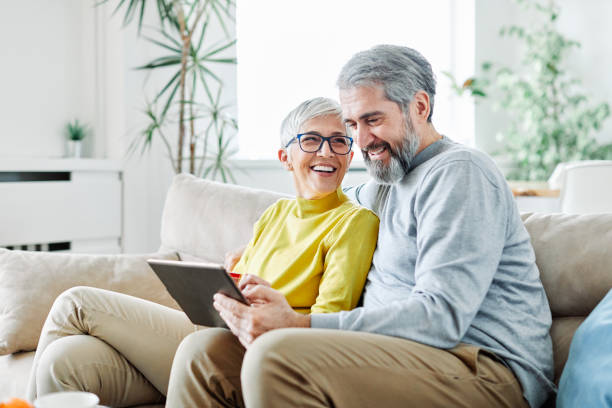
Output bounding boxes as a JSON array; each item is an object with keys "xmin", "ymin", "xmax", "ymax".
[{"xmin": 65, "ymin": 119, "xmax": 89, "ymax": 158}]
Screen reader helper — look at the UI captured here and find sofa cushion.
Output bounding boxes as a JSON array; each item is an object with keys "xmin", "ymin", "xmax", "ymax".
[
  {"xmin": 0, "ymin": 249, "xmax": 179, "ymax": 355},
  {"xmin": 159, "ymin": 174, "xmax": 287, "ymax": 263},
  {"xmin": 550, "ymin": 316, "xmax": 585, "ymax": 384},
  {"xmin": 521, "ymin": 212, "xmax": 612, "ymax": 317},
  {"xmin": 0, "ymin": 351, "xmax": 33, "ymax": 399}
]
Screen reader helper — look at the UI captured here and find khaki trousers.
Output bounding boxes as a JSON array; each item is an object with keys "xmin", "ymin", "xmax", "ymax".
[
  {"xmin": 239, "ymin": 329, "xmax": 529, "ymax": 408},
  {"xmin": 167, "ymin": 329, "xmax": 529, "ymax": 408},
  {"xmin": 27, "ymin": 286, "xmax": 528, "ymax": 408},
  {"xmin": 26, "ymin": 286, "xmax": 199, "ymax": 406}
]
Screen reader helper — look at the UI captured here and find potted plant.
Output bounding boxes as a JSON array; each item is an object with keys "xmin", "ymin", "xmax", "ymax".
[
  {"xmin": 102, "ymin": 0, "xmax": 239, "ymax": 182},
  {"xmin": 446, "ymin": 0, "xmax": 612, "ymax": 181},
  {"xmin": 65, "ymin": 119, "xmax": 89, "ymax": 158}
]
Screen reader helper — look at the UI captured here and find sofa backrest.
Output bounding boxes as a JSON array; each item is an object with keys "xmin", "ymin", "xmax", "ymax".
[
  {"xmin": 521, "ymin": 212, "xmax": 612, "ymax": 383},
  {"xmin": 159, "ymin": 174, "xmax": 287, "ymax": 263},
  {"xmin": 160, "ymin": 174, "xmax": 612, "ymax": 384}
]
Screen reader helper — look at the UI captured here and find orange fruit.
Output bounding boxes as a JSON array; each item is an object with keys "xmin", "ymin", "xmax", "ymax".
[{"xmin": 0, "ymin": 398, "xmax": 34, "ymax": 408}]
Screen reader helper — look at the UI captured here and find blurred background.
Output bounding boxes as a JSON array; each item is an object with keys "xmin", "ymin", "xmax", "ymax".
[{"xmin": 1, "ymin": 0, "xmax": 610, "ymax": 254}]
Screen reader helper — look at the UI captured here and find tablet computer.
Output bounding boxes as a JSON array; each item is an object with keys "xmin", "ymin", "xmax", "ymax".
[{"xmin": 147, "ymin": 258, "xmax": 248, "ymax": 328}]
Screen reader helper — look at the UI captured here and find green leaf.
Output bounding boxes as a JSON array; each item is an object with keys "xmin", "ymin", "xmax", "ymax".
[
  {"xmin": 154, "ymin": 69, "xmax": 182, "ymax": 103},
  {"xmin": 136, "ymin": 55, "xmax": 183, "ymax": 70},
  {"xmin": 202, "ymin": 39, "xmax": 237, "ymax": 59},
  {"xmin": 143, "ymin": 36, "xmax": 182, "ymax": 53},
  {"xmin": 471, "ymin": 89, "xmax": 486, "ymax": 97},
  {"xmin": 160, "ymin": 80, "xmax": 181, "ymax": 121}
]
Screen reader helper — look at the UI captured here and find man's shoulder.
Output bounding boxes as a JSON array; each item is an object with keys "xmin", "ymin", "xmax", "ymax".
[
  {"xmin": 432, "ymin": 142, "xmax": 496, "ymax": 167},
  {"xmin": 343, "ymin": 181, "xmax": 380, "ymax": 210},
  {"xmin": 422, "ymin": 143, "xmax": 504, "ymax": 185}
]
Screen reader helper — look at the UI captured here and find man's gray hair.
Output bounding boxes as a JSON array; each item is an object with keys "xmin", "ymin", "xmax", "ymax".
[
  {"xmin": 337, "ymin": 44, "xmax": 436, "ymax": 121},
  {"xmin": 280, "ymin": 97, "xmax": 344, "ymax": 148}
]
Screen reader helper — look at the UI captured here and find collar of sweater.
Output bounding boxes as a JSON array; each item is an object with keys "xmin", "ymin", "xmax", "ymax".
[{"xmin": 295, "ymin": 187, "xmax": 346, "ymax": 218}]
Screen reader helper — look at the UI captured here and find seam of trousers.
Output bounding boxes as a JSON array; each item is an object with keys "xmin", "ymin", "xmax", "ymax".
[
  {"xmin": 51, "ymin": 360, "xmax": 157, "ymax": 391},
  {"xmin": 295, "ymin": 358, "xmax": 518, "ymax": 388},
  {"xmin": 56, "ymin": 300, "xmax": 189, "ymax": 342}
]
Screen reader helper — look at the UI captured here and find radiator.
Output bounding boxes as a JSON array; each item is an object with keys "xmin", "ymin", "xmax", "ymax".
[{"xmin": 0, "ymin": 160, "xmax": 123, "ymax": 254}]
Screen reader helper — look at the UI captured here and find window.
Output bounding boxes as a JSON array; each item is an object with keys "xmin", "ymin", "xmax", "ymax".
[{"xmin": 236, "ymin": 0, "xmax": 474, "ymax": 160}]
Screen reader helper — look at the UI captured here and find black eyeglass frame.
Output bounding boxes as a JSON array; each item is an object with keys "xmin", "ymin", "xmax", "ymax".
[{"xmin": 285, "ymin": 133, "xmax": 354, "ymax": 155}]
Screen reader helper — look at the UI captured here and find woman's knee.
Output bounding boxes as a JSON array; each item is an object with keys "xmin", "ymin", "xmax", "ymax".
[
  {"xmin": 36, "ymin": 335, "xmax": 104, "ymax": 395},
  {"xmin": 49, "ymin": 286, "xmax": 99, "ymax": 316}
]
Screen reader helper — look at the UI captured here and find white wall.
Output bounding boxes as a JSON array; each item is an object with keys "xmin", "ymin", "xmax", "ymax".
[
  {"xmin": 475, "ymin": 0, "xmax": 612, "ymax": 156},
  {"xmin": 0, "ymin": 1, "xmax": 237, "ymax": 254},
  {"xmin": 4, "ymin": 1, "xmax": 610, "ymax": 253},
  {"xmin": 0, "ymin": 1, "xmax": 97, "ymax": 158}
]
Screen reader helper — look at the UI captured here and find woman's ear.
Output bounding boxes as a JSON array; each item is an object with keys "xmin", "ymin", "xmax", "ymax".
[
  {"xmin": 278, "ymin": 148, "xmax": 292, "ymax": 171},
  {"xmin": 348, "ymin": 150, "xmax": 354, "ymax": 166}
]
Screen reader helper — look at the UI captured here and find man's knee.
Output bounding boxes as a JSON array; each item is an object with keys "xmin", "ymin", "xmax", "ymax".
[
  {"xmin": 168, "ymin": 328, "xmax": 245, "ymax": 407},
  {"xmin": 241, "ymin": 329, "xmax": 308, "ymax": 387},
  {"xmin": 173, "ymin": 328, "xmax": 232, "ymax": 369}
]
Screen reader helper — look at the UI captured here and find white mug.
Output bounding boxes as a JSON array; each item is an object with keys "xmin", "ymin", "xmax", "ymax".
[{"xmin": 34, "ymin": 391, "xmax": 99, "ymax": 408}]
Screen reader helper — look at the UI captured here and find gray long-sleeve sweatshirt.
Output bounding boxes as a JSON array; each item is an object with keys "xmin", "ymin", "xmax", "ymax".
[{"xmin": 311, "ymin": 137, "xmax": 555, "ymax": 408}]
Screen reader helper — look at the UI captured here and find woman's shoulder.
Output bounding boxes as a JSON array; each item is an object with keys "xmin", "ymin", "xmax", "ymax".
[
  {"xmin": 325, "ymin": 202, "xmax": 379, "ymax": 245},
  {"xmin": 260, "ymin": 197, "xmax": 296, "ymax": 218},
  {"xmin": 336, "ymin": 200, "xmax": 379, "ymax": 224}
]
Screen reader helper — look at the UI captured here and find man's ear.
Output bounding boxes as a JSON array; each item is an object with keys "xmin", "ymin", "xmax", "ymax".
[
  {"xmin": 278, "ymin": 148, "xmax": 292, "ymax": 171},
  {"xmin": 410, "ymin": 90, "xmax": 431, "ymax": 124}
]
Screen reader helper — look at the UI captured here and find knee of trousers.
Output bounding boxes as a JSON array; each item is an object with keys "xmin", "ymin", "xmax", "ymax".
[
  {"xmin": 241, "ymin": 329, "xmax": 306, "ymax": 389},
  {"xmin": 36, "ymin": 335, "xmax": 108, "ymax": 395},
  {"xmin": 48, "ymin": 286, "xmax": 101, "ymax": 318},
  {"xmin": 172, "ymin": 328, "xmax": 235, "ymax": 371}
]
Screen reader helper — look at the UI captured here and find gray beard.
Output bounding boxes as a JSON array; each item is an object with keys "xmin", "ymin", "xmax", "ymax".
[{"xmin": 363, "ymin": 118, "xmax": 420, "ymax": 185}]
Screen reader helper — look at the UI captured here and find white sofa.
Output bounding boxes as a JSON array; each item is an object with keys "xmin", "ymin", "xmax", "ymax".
[{"xmin": 1, "ymin": 173, "xmax": 612, "ymax": 407}]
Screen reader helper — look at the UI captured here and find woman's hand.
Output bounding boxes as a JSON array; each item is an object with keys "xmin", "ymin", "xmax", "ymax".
[
  {"xmin": 213, "ymin": 285, "xmax": 310, "ymax": 348},
  {"xmin": 224, "ymin": 246, "xmax": 245, "ymax": 272}
]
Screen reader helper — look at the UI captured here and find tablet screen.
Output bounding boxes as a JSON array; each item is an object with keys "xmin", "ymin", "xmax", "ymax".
[{"xmin": 147, "ymin": 259, "xmax": 248, "ymax": 327}]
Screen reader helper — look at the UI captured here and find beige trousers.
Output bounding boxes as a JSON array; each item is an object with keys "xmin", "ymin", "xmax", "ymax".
[
  {"xmin": 26, "ymin": 286, "xmax": 199, "ymax": 406},
  {"xmin": 27, "ymin": 286, "xmax": 528, "ymax": 408}
]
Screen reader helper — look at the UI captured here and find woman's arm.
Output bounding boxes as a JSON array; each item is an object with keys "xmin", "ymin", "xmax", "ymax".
[
  {"xmin": 310, "ymin": 209, "xmax": 379, "ymax": 313},
  {"xmin": 224, "ymin": 245, "xmax": 246, "ymax": 272}
]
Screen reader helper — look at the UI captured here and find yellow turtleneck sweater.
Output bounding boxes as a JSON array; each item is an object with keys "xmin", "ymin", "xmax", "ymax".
[{"xmin": 232, "ymin": 188, "xmax": 379, "ymax": 314}]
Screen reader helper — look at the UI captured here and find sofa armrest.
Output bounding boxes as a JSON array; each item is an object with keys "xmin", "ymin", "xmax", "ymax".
[{"xmin": 0, "ymin": 248, "xmax": 179, "ymax": 355}]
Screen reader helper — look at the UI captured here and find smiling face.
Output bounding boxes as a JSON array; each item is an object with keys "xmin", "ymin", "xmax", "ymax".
[
  {"xmin": 340, "ymin": 85, "xmax": 421, "ymax": 184},
  {"xmin": 278, "ymin": 115, "xmax": 354, "ymax": 200}
]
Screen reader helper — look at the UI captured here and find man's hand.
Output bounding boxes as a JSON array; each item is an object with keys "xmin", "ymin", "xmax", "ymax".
[
  {"xmin": 213, "ymin": 284, "xmax": 310, "ymax": 348},
  {"xmin": 237, "ymin": 274, "xmax": 271, "ymax": 298}
]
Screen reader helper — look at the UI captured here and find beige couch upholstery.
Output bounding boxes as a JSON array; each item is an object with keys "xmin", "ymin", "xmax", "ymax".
[{"xmin": 1, "ymin": 173, "xmax": 611, "ymax": 406}]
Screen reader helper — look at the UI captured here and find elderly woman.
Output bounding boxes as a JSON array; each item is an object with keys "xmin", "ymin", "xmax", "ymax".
[{"xmin": 26, "ymin": 97, "xmax": 378, "ymax": 407}]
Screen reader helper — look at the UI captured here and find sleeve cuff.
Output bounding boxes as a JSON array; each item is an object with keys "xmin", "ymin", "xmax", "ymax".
[{"xmin": 310, "ymin": 312, "xmax": 341, "ymax": 329}]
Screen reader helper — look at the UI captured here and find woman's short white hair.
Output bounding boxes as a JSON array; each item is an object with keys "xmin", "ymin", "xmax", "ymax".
[{"xmin": 279, "ymin": 97, "xmax": 344, "ymax": 149}]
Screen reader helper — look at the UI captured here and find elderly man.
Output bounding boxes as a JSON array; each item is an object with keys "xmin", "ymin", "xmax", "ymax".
[{"xmin": 194, "ymin": 45, "xmax": 556, "ymax": 408}]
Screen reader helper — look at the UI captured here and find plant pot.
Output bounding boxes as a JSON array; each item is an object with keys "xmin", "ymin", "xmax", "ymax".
[{"xmin": 67, "ymin": 140, "xmax": 82, "ymax": 158}]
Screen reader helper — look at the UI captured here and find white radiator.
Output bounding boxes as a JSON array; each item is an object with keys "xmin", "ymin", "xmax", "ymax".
[{"xmin": 0, "ymin": 159, "xmax": 123, "ymax": 254}]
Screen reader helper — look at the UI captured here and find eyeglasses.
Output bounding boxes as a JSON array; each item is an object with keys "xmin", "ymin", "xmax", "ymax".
[{"xmin": 286, "ymin": 133, "xmax": 353, "ymax": 155}]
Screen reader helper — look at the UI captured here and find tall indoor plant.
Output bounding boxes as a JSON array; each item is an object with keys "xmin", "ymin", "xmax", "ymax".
[
  {"xmin": 448, "ymin": 0, "xmax": 611, "ymax": 181},
  {"xmin": 104, "ymin": 0, "xmax": 239, "ymax": 182}
]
